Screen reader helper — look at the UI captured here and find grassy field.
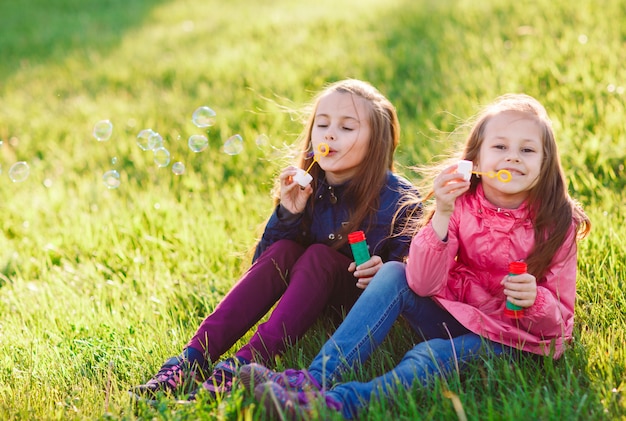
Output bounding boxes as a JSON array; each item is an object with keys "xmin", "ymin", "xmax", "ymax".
[{"xmin": 1, "ymin": 0, "xmax": 625, "ymax": 419}]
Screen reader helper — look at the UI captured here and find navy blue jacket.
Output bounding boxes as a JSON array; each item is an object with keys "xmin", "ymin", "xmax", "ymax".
[{"xmin": 253, "ymin": 171, "xmax": 420, "ymax": 263}]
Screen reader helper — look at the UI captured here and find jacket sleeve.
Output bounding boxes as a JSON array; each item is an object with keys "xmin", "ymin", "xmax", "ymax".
[
  {"xmin": 384, "ymin": 202, "xmax": 422, "ymax": 263},
  {"xmin": 519, "ymin": 224, "xmax": 578, "ymax": 339},
  {"xmin": 406, "ymin": 216, "xmax": 460, "ymax": 297},
  {"xmin": 252, "ymin": 205, "xmax": 304, "ymax": 262}
]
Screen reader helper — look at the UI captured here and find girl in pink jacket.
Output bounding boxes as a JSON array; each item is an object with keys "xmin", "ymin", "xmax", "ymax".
[{"xmin": 243, "ymin": 94, "xmax": 591, "ymax": 420}]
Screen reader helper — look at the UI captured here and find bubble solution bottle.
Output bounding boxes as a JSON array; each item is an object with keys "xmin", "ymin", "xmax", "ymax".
[
  {"xmin": 504, "ymin": 261, "xmax": 527, "ymax": 319},
  {"xmin": 348, "ymin": 231, "xmax": 370, "ymax": 266}
]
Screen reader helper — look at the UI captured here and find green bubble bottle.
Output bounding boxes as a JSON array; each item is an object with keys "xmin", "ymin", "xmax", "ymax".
[
  {"xmin": 504, "ymin": 261, "xmax": 527, "ymax": 319},
  {"xmin": 348, "ymin": 231, "xmax": 370, "ymax": 266}
]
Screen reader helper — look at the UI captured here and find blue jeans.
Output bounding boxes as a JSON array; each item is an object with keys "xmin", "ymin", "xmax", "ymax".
[{"xmin": 307, "ymin": 261, "xmax": 512, "ymax": 419}]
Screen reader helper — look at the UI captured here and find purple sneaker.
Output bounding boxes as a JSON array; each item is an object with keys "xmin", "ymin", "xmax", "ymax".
[
  {"xmin": 254, "ymin": 381, "xmax": 342, "ymax": 421},
  {"xmin": 238, "ymin": 363, "xmax": 322, "ymax": 392},
  {"xmin": 186, "ymin": 356, "xmax": 248, "ymax": 401},
  {"xmin": 131, "ymin": 356, "xmax": 199, "ymax": 400}
]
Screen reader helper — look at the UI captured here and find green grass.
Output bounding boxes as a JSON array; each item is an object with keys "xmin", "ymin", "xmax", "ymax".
[{"xmin": 1, "ymin": 0, "xmax": 625, "ymax": 419}]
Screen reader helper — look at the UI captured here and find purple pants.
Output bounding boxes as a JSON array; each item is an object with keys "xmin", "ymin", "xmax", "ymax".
[{"xmin": 186, "ymin": 239, "xmax": 362, "ymax": 363}]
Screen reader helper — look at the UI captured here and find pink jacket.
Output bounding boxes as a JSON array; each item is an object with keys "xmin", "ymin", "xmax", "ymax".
[{"xmin": 407, "ymin": 184, "xmax": 578, "ymax": 359}]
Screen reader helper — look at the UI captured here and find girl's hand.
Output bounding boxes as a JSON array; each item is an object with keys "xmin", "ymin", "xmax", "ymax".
[
  {"xmin": 348, "ymin": 255, "xmax": 383, "ymax": 289},
  {"xmin": 431, "ymin": 164, "xmax": 471, "ymax": 240},
  {"xmin": 433, "ymin": 164, "xmax": 471, "ymax": 216},
  {"xmin": 279, "ymin": 166, "xmax": 313, "ymax": 214},
  {"xmin": 501, "ymin": 272, "xmax": 537, "ymax": 308}
]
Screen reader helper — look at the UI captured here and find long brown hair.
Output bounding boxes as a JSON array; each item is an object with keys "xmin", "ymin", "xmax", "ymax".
[
  {"xmin": 273, "ymin": 79, "xmax": 401, "ymax": 249},
  {"xmin": 418, "ymin": 94, "xmax": 590, "ymax": 279}
]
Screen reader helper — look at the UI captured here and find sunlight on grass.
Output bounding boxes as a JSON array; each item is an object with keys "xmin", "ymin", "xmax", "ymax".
[{"xmin": 1, "ymin": 0, "xmax": 625, "ymax": 419}]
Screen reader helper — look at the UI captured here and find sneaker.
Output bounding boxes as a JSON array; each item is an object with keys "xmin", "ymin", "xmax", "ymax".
[
  {"xmin": 186, "ymin": 356, "xmax": 249, "ymax": 401},
  {"xmin": 254, "ymin": 381, "xmax": 342, "ymax": 421},
  {"xmin": 239, "ymin": 363, "xmax": 322, "ymax": 393},
  {"xmin": 131, "ymin": 355, "xmax": 199, "ymax": 400}
]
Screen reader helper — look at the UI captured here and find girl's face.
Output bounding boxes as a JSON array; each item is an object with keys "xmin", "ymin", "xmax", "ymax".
[
  {"xmin": 476, "ymin": 110, "xmax": 544, "ymax": 209},
  {"xmin": 311, "ymin": 91, "xmax": 371, "ymax": 185}
]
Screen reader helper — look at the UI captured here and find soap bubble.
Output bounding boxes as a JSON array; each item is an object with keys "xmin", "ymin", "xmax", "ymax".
[
  {"xmin": 137, "ymin": 129, "xmax": 156, "ymax": 150},
  {"xmin": 9, "ymin": 161, "xmax": 30, "ymax": 182},
  {"xmin": 154, "ymin": 147, "xmax": 171, "ymax": 167},
  {"xmin": 103, "ymin": 170, "xmax": 121, "ymax": 189},
  {"xmin": 149, "ymin": 132, "xmax": 164, "ymax": 150},
  {"xmin": 172, "ymin": 161, "xmax": 185, "ymax": 175},
  {"xmin": 223, "ymin": 134, "xmax": 244, "ymax": 155},
  {"xmin": 192, "ymin": 106, "xmax": 216, "ymax": 128},
  {"xmin": 188, "ymin": 134, "xmax": 209, "ymax": 152},
  {"xmin": 255, "ymin": 134, "xmax": 270, "ymax": 152},
  {"xmin": 255, "ymin": 134, "xmax": 269, "ymax": 146},
  {"xmin": 93, "ymin": 120, "xmax": 113, "ymax": 141}
]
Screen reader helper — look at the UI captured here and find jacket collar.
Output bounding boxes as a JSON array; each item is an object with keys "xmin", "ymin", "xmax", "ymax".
[{"xmin": 474, "ymin": 183, "xmax": 531, "ymax": 220}]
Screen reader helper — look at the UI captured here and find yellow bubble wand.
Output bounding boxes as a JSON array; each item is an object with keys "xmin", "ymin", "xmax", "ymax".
[
  {"xmin": 293, "ymin": 143, "xmax": 331, "ymax": 187},
  {"xmin": 304, "ymin": 143, "xmax": 330, "ymax": 173},
  {"xmin": 457, "ymin": 160, "xmax": 512, "ymax": 183},
  {"xmin": 472, "ymin": 169, "xmax": 512, "ymax": 183}
]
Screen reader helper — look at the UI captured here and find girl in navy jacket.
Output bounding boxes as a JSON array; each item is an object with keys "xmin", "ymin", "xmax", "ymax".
[{"xmin": 131, "ymin": 79, "xmax": 420, "ymax": 402}]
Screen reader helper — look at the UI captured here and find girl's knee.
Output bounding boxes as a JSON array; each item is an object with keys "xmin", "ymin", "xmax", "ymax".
[
  {"xmin": 370, "ymin": 261, "xmax": 408, "ymax": 288},
  {"xmin": 263, "ymin": 239, "xmax": 305, "ymax": 258},
  {"xmin": 363, "ymin": 262, "xmax": 410, "ymax": 301},
  {"xmin": 297, "ymin": 243, "xmax": 350, "ymax": 270},
  {"xmin": 379, "ymin": 261, "xmax": 407, "ymax": 275},
  {"xmin": 269, "ymin": 239, "xmax": 301, "ymax": 250},
  {"xmin": 255, "ymin": 240, "xmax": 307, "ymax": 273},
  {"xmin": 303, "ymin": 243, "xmax": 335, "ymax": 255}
]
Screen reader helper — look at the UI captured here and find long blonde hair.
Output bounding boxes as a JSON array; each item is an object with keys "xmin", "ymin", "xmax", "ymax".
[{"xmin": 416, "ymin": 94, "xmax": 590, "ymax": 279}]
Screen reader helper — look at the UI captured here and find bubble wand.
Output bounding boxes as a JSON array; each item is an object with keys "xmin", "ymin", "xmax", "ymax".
[
  {"xmin": 457, "ymin": 160, "xmax": 512, "ymax": 183},
  {"xmin": 293, "ymin": 143, "xmax": 330, "ymax": 187},
  {"xmin": 473, "ymin": 169, "xmax": 512, "ymax": 183}
]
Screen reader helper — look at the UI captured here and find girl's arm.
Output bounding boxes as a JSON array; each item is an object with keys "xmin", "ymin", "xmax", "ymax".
[
  {"xmin": 430, "ymin": 164, "xmax": 470, "ymax": 241},
  {"xmin": 407, "ymin": 164, "xmax": 468, "ymax": 296},
  {"xmin": 253, "ymin": 166, "xmax": 313, "ymax": 261},
  {"xmin": 406, "ymin": 219, "xmax": 458, "ymax": 296}
]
